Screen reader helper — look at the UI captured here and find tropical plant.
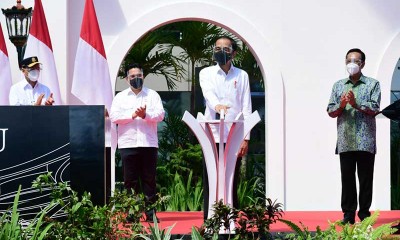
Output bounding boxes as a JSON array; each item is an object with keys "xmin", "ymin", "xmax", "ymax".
[
  {"xmin": 119, "ymin": 29, "xmax": 185, "ymax": 91},
  {"xmin": 236, "ymin": 198, "xmax": 283, "ymax": 240},
  {"xmin": 0, "ymin": 186, "xmax": 54, "ymax": 240},
  {"xmin": 232, "ymin": 44, "xmax": 264, "ymax": 91},
  {"xmin": 157, "ymin": 142, "xmax": 204, "ymax": 211},
  {"xmin": 134, "ymin": 215, "xmax": 179, "ymax": 240},
  {"xmin": 158, "ymin": 113, "xmax": 192, "ymax": 162},
  {"xmin": 279, "ymin": 210, "xmax": 398, "ymax": 240},
  {"xmin": 160, "ymin": 143, "xmax": 203, "ymax": 180},
  {"xmin": 202, "ymin": 197, "xmax": 283, "ymax": 240},
  {"xmin": 159, "ymin": 171, "xmax": 203, "ymax": 211},
  {"xmin": 31, "ymin": 172, "xmax": 170, "ymax": 239},
  {"xmin": 237, "ymin": 176, "xmax": 263, "ymax": 209},
  {"xmin": 203, "ymin": 199, "xmax": 238, "ymax": 239},
  {"xmin": 192, "ymin": 226, "xmax": 219, "ymax": 240}
]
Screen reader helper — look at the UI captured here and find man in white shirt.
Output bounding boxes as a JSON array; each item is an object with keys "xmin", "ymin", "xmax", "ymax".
[
  {"xmin": 199, "ymin": 36, "xmax": 252, "ymax": 219},
  {"xmin": 110, "ymin": 63, "xmax": 165, "ymax": 223},
  {"xmin": 9, "ymin": 56, "xmax": 54, "ymax": 106}
]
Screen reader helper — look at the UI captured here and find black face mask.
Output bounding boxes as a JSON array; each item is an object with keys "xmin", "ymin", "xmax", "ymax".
[
  {"xmin": 213, "ymin": 51, "xmax": 232, "ymax": 65},
  {"xmin": 130, "ymin": 77, "xmax": 143, "ymax": 89}
]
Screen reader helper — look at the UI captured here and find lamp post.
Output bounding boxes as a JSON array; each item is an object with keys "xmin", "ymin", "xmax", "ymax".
[{"xmin": 2, "ymin": 0, "xmax": 32, "ymax": 66}]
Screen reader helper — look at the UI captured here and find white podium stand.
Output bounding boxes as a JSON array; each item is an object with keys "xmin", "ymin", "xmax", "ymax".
[{"xmin": 182, "ymin": 110, "xmax": 261, "ymax": 223}]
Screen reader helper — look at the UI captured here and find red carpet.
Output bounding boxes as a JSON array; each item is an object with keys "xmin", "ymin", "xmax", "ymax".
[{"xmin": 138, "ymin": 211, "xmax": 400, "ymax": 235}]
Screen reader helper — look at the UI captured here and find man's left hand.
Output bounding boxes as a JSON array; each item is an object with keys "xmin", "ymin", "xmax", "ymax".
[
  {"xmin": 346, "ymin": 90, "xmax": 356, "ymax": 107},
  {"xmin": 238, "ymin": 140, "xmax": 249, "ymax": 157},
  {"xmin": 45, "ymin": 93, "xmax": 55, "ymax": 106}
]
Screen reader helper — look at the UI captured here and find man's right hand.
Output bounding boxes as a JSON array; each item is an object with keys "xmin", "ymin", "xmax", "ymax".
[
  {"xmin": 35, "ymin": 94, "xmax": 45, "ymax": 106},
  {"xmin": 215, "ymin": 104, "xmax": 230, "ymax": 115}
]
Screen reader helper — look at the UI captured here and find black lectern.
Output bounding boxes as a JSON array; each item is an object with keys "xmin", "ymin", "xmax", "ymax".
[{"xmin": 0, "ymin": 106, "xmax": 106, "ymax": 219}]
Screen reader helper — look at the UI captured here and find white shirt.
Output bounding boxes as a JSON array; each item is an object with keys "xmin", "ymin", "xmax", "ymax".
[
  {"xmin": 110, "ymin": 87, "xmax": 165, "ymax": 148},
  {"xmin": 9, "ymin": 80, "xmax": 51, "ymax": 106},
  {"xmin": 199, "ymin": 64, "xmax": 252, "ymax": 143}
]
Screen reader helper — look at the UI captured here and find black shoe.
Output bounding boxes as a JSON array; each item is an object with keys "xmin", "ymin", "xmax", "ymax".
[
  {"xmin": 341, "ymin": 217, "xmax": 355, "ymax": 225},
  {"xmin": 393, "ymin": 223, "xmax": 400, "ymax": 234},
  {"xmin": 358, "ymin": 212, "xmax": 371, "ymax": 222}
]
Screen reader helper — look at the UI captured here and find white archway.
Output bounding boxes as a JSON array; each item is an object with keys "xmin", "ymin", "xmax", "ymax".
[
  {"xmin": 374, "ymin": 32, "xmax": 400, "ymax": 209},
  {"xmin": 106, "ymin": 2, "xmax": 287, "ymax": 206}
]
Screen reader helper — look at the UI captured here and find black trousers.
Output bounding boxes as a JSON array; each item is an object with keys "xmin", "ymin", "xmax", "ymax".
[
  {"xmin": 339, "ymin": 151, "xmax": 375, "ymax": 220},
  {"xmin": 203, "ymin": 143, "xmax": 242, "ymax": 219},
  {"xmin": 119, "ymin": 147, "xmax": 158, "ymax": 206}
]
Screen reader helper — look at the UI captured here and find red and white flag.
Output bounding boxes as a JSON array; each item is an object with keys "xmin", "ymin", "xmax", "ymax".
[
  {"xmin": 72, "ymin": 0, "xmax": 116, "ymax": 193},
  {"xmin": 0, "ymin": 24, "xmax": 12, "ymax": 105},
  {"xmin": 24, "ymin": 0, "xmax": 62, "ymax": 104},
  {"xmin": 71, "ymin": 0, "xmax": 113, "ymax": 112}
]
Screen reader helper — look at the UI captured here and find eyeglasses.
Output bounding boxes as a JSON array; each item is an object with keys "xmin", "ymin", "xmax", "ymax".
[{"xmin": 213, "ymin": 45, "xmax": 233, "ymax": 53}]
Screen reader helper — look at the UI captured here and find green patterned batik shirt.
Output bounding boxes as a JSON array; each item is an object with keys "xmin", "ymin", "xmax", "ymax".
[{"xmin": 327, "ymin": 75, "xmax": 381, "ymax": 154}]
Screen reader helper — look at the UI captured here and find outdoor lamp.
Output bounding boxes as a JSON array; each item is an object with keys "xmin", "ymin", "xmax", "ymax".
[{"xmin": 2, "ymin": 0, "xmax": 32, "ymax": 66}]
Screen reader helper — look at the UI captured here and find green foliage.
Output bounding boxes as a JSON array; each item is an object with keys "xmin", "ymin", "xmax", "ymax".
[
  {"xmin": 279, "ymin": 210, "xmax": 398, "ymax": 240},
  {"xmin": 134, "ymin": 215, "xmax": 179, "ymax": 240},
  {"xmin": 203, "ymin": 199, "xmax": 238, "ymax": 239},
  {"xmin": 157, "ymin": 138, "xmax": 204, "ymax": 211},
  {"xmin": 158, "ymin": 112, "xmax": 192, "ymax": 163},
  {"xmin": 237, "ymin": 176, "xmax": 263, "ymax": 208},
  {"xmin": 160, "ymin": 171, "xmax": 203, "ymax": 211},
  {"xmin": 191, "ymin": 226, "xmax": 203, "ymax": 240},
  {"xmin": 31, "ymin": 172, "xmax": 168, "ymax": 239},
  {"xmin": 0, "ymin": 185, "xmax": 54, "ymax": 240},
  {"xmin": 236, "ymin": 198, "xmax": 283, "ymax": 240},
  {"xmin": 3, "ymin": 176, "xmax": 398, "ymax": 240},
  {"xmin": 233, "ymin": 44, "xmax": 264, "ymax": 91},
  {"xmin": 119, "ymin": 29, "xmax": 185, "ymax": 91},
  {"xmin": 202, "ymin": 197, "xmax": 283, "ymax": 240},
  {"xmin": 159, "ymin": 143, "xmax": 203, "ymax": 180}
]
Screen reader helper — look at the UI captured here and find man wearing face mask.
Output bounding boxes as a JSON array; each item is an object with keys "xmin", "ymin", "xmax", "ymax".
[
  {"xmin": 110, "ymin": 63, "xmax": 165, "ymax": 223},
  {"xmin": 9, "ymin": 56, "xmax": 54, "ymax": 106},
  {"xmin": 327, "ymin": 48, "xmax": 381, "ymax": 224},
  {"xmin": 199, "ymin": 36, "xmax": 252, "ymax": 219}
]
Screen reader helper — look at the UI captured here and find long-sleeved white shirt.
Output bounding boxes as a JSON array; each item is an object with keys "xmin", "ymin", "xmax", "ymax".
[
  {"xmin": 199, "ymin": 64, "xmax": 252, "ymax": 143},
  {"xmin": 110, "ymin": 87, "xmax": 165, "ymax": 148},
  {"xmin": 9, "ymin": 80, "xmax": 51, "ymax": 105}
]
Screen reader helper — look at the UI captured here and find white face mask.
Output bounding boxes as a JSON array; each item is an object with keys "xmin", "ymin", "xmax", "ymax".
[
  {"xmin": 346, "ymin": 63, "xmax": 360, "ymax": 76},
  {"xmin": 28, "ymin": 69, "xmax": 40, "ymax": 82}
]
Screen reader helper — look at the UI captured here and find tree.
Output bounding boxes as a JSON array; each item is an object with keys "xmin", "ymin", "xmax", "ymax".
[
  {"xmin": 233, "ymin": 44, "xmax": 264, "ymax": 92},
  {"xmin": 119, "ymin": 30, "xmax": 184, "ymax": 90}
]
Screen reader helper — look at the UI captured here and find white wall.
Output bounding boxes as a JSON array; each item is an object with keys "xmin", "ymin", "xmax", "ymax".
[{"xmin": 1, "ymin": 0, "xmax": 399, "ymax": 211}]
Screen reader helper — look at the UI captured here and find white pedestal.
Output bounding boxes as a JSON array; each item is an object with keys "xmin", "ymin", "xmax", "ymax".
[{"xmin": 182, "ymin": 110, "xmax": 261, "ymax": 225}]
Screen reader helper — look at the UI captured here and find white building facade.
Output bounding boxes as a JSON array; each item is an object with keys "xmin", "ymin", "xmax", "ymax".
[{"xmin": 2, "ymin": 0, "xmax": 400, "ymax": 211}]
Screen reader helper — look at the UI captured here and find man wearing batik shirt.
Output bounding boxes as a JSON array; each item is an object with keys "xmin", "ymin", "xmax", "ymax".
[{"xmin": 327, "ymin": 48, "xmax": 381, "ymax": 225}]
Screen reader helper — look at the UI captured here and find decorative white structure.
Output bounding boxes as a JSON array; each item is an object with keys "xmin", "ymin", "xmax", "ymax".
[{"xmin": 182, "ymin": 110, "xmax": 261, "ymax": 221}]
